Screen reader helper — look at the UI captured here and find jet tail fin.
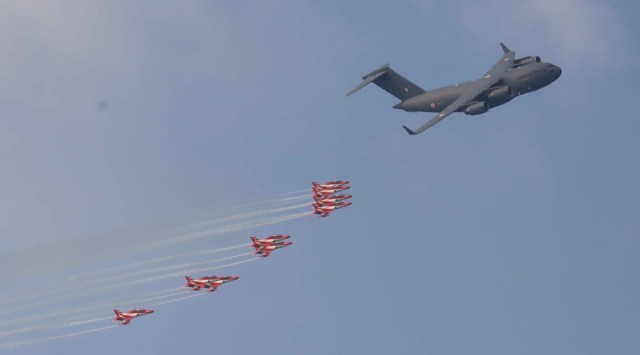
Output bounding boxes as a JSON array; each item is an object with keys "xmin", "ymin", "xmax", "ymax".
[{"xmin": 347, "ymin": 64, "xmax": 426, "ymax": 100}]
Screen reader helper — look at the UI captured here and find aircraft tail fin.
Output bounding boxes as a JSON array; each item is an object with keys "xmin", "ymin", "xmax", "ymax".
[{"xmin": 347, "ymin": 64, "xmax": 426, "ymax": 100}]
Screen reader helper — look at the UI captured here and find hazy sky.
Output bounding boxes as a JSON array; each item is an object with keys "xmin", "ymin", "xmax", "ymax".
[{"xmin": 0, "ymin": 1, "xmax": 638, "ymax": 354}]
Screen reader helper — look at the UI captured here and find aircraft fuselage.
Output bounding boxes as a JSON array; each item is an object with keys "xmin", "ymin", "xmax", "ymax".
[{"xmin": 394, "ymin": 61, "xmax": 561, "ymax": 113}]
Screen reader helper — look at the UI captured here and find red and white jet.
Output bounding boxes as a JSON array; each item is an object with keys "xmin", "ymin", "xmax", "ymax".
[
  {"xmin": 312, "ymin": 180, "xmax": 349, "ymax": 189},
  {"xmin": 313, "ymin": 185, "xmax": 350, "ymax": 196},
  {"xmin": 326, "ymin": 180, "xmax": 349, "ymax": 185},
  {"xmin": 250, "ymin": 235, "xmax": 292, "ymax": 257},
  {"xmin": 313, "ymin": 201, "xmax": 352, "ymax": 208},
  {"xmin": 113, "ymin": 308, "xmax": 154, "ymax": 325},
  {"xmin": 313, "ymin": 194, "xmax": 352, "ymax": 204},
  {"xmin": 313, "ymin": 203, "xmax": 351, "ymax": 217},
  {"xmin": 185, "ymin": 275, "xmax": 239, "ymax": 292}
]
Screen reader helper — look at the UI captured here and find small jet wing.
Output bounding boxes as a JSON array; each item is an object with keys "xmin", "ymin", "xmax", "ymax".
[{"xmin": 403, "ymin": 43, "xmax": 515, "ymax": 135}]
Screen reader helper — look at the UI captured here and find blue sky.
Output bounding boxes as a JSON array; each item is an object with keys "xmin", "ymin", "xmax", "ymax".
[{"xmin": 0, "ymin": 0, "xmax": 638, "ymax": 354}]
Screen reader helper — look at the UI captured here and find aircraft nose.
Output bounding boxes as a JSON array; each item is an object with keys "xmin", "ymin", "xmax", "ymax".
[{"xmin": 553, "ymin": 65, "xmax": 562, "ymax": 78}]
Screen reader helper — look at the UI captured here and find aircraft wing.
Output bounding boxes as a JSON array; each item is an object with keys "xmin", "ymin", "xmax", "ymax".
[{"xmin": 402, "ymin": 43, "xmax": 515, "ymax": 135}]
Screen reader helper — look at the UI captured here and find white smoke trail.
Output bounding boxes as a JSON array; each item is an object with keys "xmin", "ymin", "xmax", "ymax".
[
  {"xmin": 169, "ymin": 190, "xmax": 309, "ymax": 232},
  {"xmin": 0, "ymin": 209, "xmax": 310, "ymax": 325},
  {"xmin": 0, "ymin": 324, "xmax": 119, "ymax": 351},
  {"xmin": 177, "ymin": 200, "xmax": 310, "ymax": 231},
  {"xmin": 0, "ymin": 195, "xmax": 308, "ymax": 306},
  {"xmin": 0, "ymin": 286, "xmax": 208, "ymax": 338},
  {"xmin": 215, "ymin": 190, "xmax": 309, "ymax": 211},
  {"xmin": 156, "ymin": 210, "xmax": 312, "ymax": 248},
  {"xmin": 0, "ymin": 291, "xmax": 211, "ymax": 350},
  {"xmin": 94, "ymin": 252, "xmax": 253, "ymax": 286},
  {"xmin": 70, "ymin": 202, "xmax": 309, "ymax": 281},
  {"xmin": 190, "ymin": 258, "xmax": 258, "ymax": 275},
  {"xmin": 0, "ymin": 289, "xmax": 189, "ymax": 328},
  {"xmin": 146, "ymin": 292, "xmax": 206, "ymax": 307},
  {"xmin": 72, "ymin": 243, "xmax": 250, "ymax": 280},
  {"xmin": 0, "ymin": 315, "xmax": 112, "ymax": 339},
  {"xmin": 5, "ymin": 244, "xmax": 251, "ymax": 314},
  {"xmin": 0, "ymin": 284, "xmax": 183, "ymax": 321},
  {"xmin": 116, "ymin": 257, "xmax": 259, "ymax": 288},
  {"xmin": 0, "ymin": 258, "xmax": 257, "ymax": 342},
  {"xmin": 1, "ymin": 279, "xmax": 237, "ymax": 342},
  {"xmin": 3, "ymin": 256, "xmax": 259, "ymax": 319},
  {"xmin": 0, "ymin": 211, "xmax": 309, "ymax": 312},
  {"xmin": 216, "ymin": 190, "xmax": 309, "ymax": 211}
]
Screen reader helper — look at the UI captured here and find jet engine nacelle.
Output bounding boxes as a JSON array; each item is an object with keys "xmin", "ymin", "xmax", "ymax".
[
  {"xmin": 463, "ymin": 101, "xmax": 488, "ymax": 115},
  {"xmin": 513, "ymin": 56, "xmax": 541, "ymax": 67},
  {"xmin": 486, "ymin": 86, "xmax": 511, "ymax": 100}
]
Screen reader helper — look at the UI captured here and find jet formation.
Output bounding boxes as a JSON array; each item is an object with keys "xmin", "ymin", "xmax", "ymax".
[
  {"xmin": 110, "ymin": 235, "xmax": 296, "ymax": 324},
  {"xmin": 312, "ymin": 180, "xmax": 353, "ymax": 217},
  {"xmin": 107, "ymin": 180, "xmax": 351, "ymax": 326},
  {"xmin": 347, "ymin": 43, "xmax": 561, "ymax": 135}
]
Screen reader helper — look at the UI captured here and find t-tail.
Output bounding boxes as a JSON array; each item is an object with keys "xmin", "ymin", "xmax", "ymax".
[{"xmin": 346, "ymin": 64, "xmax": 426, "ymax": 100}]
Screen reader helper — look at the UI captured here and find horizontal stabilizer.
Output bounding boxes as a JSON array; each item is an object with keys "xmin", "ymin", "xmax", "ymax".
[
  {"xmin": 347, "ymin": 63, "xmax": 426, "ymax": 100},
  {"xmin": 346, "ymin": 65, "xmax": 389, "ymax": 96}
]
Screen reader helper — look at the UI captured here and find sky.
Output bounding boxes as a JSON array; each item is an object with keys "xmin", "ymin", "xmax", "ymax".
[{"xmin": 0, "ymin": 0, "xmax": 638, "ymax": 354}]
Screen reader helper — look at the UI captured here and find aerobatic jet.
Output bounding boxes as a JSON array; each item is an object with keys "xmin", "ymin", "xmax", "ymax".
[
  {"xmin": 113, "ymin": 309, "xmax": 154, "ymax": 325},
  {"xmin": 250, "ymin": 235, "xmax": 292, "ymax": 257},
  {"xmin": 313, "ymin": 203, "xmax": 351, "ymax": 217},
  {"xmin": 313, "ymin": 185, "xmax": 350, "ymax": 196},
  {"xmin": 313, "ymin": 201, "xmax": 352, "ymax": 208},
  {"xmin": 312, "ymin": 181, "xmax": 350, "ymax": 189},
  {"xmin": 251, "ymin": 235, "xmax": 290, "ymax": 244},
  {"xmin": 314, "ymin": 194, "xmax": 352, "ymax": 204},
  {"xmin": 347, "ymin": 43, "xmax": 561, "ymax": 135},
  {"xmin": 185, "ymin": 275, "xmax": 239, "ymax": 292},
  {"xmin": 323, "ymin": 180, "xmax": 349, "ymax": 185}
]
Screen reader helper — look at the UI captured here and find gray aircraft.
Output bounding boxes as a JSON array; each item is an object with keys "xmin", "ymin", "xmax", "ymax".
[{"xmin": 347, "ymin": 43, "xmax": 561, "ymax": 135}]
